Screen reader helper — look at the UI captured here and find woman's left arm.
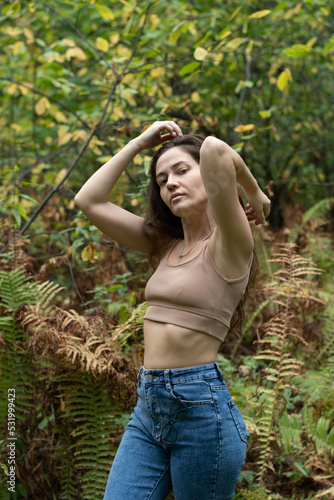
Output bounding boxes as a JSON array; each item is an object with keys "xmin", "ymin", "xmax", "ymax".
[{"xmin": 200, "ymin": 136, "xmax": 271, "ymax": 261}]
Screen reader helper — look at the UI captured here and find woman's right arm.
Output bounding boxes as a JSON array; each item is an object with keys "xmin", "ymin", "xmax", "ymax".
[{"xmin": 74, "ymin": 121, "xmax": 182, "ymax": 253}]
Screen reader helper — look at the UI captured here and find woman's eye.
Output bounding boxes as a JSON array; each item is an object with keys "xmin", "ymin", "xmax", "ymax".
[
  {"xmin": 179, "ymin": 169, "xmax": 187, "ymax": 175},
  {"xmin": 160, "ymin": 179, "xmax": 167, "ymax": 186}
]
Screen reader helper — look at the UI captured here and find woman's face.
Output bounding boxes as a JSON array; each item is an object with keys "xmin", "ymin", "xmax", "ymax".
[{"xmin": 155, "ymin": 147, "xmax": 209, "ymax": 218}]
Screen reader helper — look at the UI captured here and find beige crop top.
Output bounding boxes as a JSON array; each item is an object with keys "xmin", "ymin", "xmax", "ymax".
[{"xmin": 144, "ymin": 239, "xmax": 252, "ymax": 342}]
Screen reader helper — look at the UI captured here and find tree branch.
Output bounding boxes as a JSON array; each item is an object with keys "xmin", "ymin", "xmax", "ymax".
[
  {"xmin": 40, "ymin": 1, "xmax": 119, "ymax": 79},
  {"xmin": 0, "ymin": 78, "xmax": 90, "ymax": 129},
  {"xmin": 20, "ymin": 76, "xmax": 121, "ymax": 235},
  {"xmin": 234, "ymin": 53, "xmax": 252, "ymax": 143},
  {"xmin": 19, "ymin": 3, "xmax": 153, "ymax": 235},
  {"xmin": 17, "ymin": 141, "xmax": 79, "ymax": 181}
]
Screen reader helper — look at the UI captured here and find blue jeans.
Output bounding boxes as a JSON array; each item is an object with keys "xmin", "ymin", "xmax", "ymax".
[{"xmin": 103, "ymin": 362, "xmax": 250, "ymax": 500}]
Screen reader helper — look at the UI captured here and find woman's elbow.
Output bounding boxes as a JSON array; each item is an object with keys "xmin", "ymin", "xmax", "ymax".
[
  {"xmin": 74, "ymin": 192, "xmax": 86, "ymax": 211},
  {"xmin": 201, "ymin": 136, "xmax": 230, "ymax": 158},
  {"xmin": 200, "ymin": 137, "xmax": 235, "ymax": 177}
]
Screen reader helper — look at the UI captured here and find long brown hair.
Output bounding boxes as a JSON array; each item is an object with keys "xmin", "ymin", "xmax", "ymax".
[
  {"xmin": 143, "ymin": 134, "xmax": 204, "ymax": 265},
  {"xmin": 142, "ymin": 134, "xmax": 258, "ymax": 335}
]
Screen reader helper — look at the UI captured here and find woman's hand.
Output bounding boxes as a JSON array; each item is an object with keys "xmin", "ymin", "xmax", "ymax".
[
  {"xmin": 244, "ymin": 188, "xmax": 271, "ymax": 225},
  {"xmin": 133, "ymin": 121, "xmax": 183, "ymax": 150}
]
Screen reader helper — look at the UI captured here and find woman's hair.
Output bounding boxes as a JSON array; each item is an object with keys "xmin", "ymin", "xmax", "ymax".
[
  {"xmin": 143, "ymin": 134, "xmax": 205, "ymax": 264},
  {"xmin": 142, "ymin": 133, "xmax": 258, "ymax": 335}
]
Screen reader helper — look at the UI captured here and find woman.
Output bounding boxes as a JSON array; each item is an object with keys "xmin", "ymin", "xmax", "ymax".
[{"xmin": 74, "ymin": 121, "xmax": 270, "ymax": 500}]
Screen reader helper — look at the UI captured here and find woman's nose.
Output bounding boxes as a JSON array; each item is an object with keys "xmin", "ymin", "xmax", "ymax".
[{"xmin": 166, "ymin": 175, "xmax": 179, "ymax": 189}]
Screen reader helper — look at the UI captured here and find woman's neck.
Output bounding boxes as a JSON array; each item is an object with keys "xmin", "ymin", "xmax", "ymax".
[{"xmin": 181, "ymin": 211, "xmax": 216, "ymax": 247}]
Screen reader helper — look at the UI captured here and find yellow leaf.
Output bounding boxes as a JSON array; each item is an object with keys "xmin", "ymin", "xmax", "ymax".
[
  {"xmin": 11, "ymin": 123, "xmax": 22, "ymax": 132},
  {"xmin": 169, "ymin": 30, "xmax": 182, "ymax": 45},
  {"xmin": 259, "ymin": 110, "xmax": 271, "ymax": 118},
  {"xmin": 54, "ymin": 168, "xmax": 67, "ymax": 185},
  {"xmin": 220, "ymin": 30, "xmax": 232, "ymax": 40},
  {"xmin": 54, "ymin": 111, "xmax": 67, "ymax": 123},
  {"xmin": 187, "ymin": 23, "xmax": 197, "ymax": 37},
  {"xmin": 149, "ymin": 14, "xmax": 159, "ymax": 30},
  {"xmin": 284, "ymin": 44, "xmax": 311, "ymax": 58},
  {"xmin": 225, "ymin": 38, "xmax": 247, "ymax": 51},
  {"xmin": 65, "ymin": 47, "xmax": 86, "ymax": 61},
  {"xmin": 4, "ymin": 27, "xmax": 21, "ymax": 37},
  {"xmin": 110, "ymin": 34, "xmax": 120, "ymax": 45},
  {"xmin": 11, "ymin": 41, "xmax": 24, "ymax": 56},
  {"xmin": 58, "ymin": 128, "xmax": 73, "ymax": 147},
  {"xmin": 194, "ymin": 47, "xmax": 208, "ymax": 61},
  {"xmin": 151, "ymin": 67, "xmax": 165, "ymax": 78},
  {"xmin": 277, "ymin": 69, "xmax": 292, "ymax": 91},
  {"xmin": 77, "ymin": 68, "xmax": 87, "ymax": 77},
  {"xmin": 96, "ymin": 37, "xmax": 109, "ymax": 52},
  {"xmin": 19, "ymin": 82, "xmax": 32, "ymax": 96},
  {"xmin": 249, "ymin": 10, "xmax": 271, "ymax": 19},
  {"xmin": 133, "ymin": 155, "xmax": 143, "ymax": 165},
  {"xmin": 234, "ymin": 124, "xmax": 255, "ymax": 133},
  {"xmin": 32, "ymin": 163, "xmax": 46, "ymax": 175},
  {"xmin": 98, "ymin": 155, "xmax": 112, "ymax": 163},
  {"xmin": 62, "ymin": 38, "xmax": 76, "ymax": 47},
  {"xmin": 284, "ymin": 3, "xmax": 302, "ymax": 19},
  {"xmin": 23, "ymin": 27, "xmax": 34, "ymax": 44},
  {"xmin": 307, "ymin": 37, "xmax": 317, "ymax": 48},
  {"xmin": 191, "ymin": 91, "xmax": 201, "ymax": 103},
  {"xmin": 7, "ymin": 84, "xmax": 18, "ymax": 95},
  {"xmin": 35, "ymin": 97, "xmax": 50, "ymax": 116},
  {"xmin": 72, "ymin": 130, "xmax": 89, "ymax": 142},
  {"xmin": 81, "ymin": 243, "xmax": 96, "ymax": 263},
  {"xmin": 95, "ymin": 4, "xmax": 114, "ymax": 20},
  {"xmin": 211, "ymin": 53, "xmax": 224, "ymax": 65}
]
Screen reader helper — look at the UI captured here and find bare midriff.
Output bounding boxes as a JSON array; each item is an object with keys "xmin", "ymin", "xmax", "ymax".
[{"xmin": 143, "ymin": 319, "xmax": 221, "ymax": 369}]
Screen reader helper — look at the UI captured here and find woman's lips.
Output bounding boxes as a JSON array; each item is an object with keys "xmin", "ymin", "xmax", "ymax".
[{"xmin": 171, "ymin": 194, "xmax": 183, "ymax": 202}]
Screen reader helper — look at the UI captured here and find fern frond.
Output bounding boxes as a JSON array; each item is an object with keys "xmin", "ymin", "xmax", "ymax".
[
  {"xmin": 302, "ymin": 198, "xmax": 333, "ymax": 223},
  {"xmin": 35, "ymin": 280, "xmax": 63, "ymax": 313},
  {"xmin": 0, "ymin": 269, "xmax": 36, "ymax": 311},
  {"xmin": 111, "ymin": 300, "xmax": 147, "ymax": 345},
  {"xmin": 56, "ymin": 369, "xmax": 121, "ymax": 499},
  {"xmin": 314, "ymin": 485, "xmax": 334, "ymax": 499},
  {"xmin": 279, "ymin": 412, "xmax": 303, "ymax": 453},
  {"xmin": 252, "ymin": 243, "xmax": 325, "ymax": 486}
]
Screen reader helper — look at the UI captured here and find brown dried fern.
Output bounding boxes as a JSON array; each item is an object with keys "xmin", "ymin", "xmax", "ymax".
[
  {"xmin": 17, "ymin": 301, "xmax": 139, "ymax": 394},
  {"xmin": 253, "ymin": 242, "xmax": 325, "ymax": 485}
]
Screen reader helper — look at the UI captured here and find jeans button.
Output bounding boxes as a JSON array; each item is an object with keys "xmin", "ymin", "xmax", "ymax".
[{"xmin": 146, "ymin": 375, "xmax": 153, "ymax": 381}]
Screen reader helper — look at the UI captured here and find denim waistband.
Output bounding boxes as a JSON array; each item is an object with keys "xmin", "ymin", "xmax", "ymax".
[{"xmin": 138, "ymin": 362, "xmax": 224, "ymax": 387}]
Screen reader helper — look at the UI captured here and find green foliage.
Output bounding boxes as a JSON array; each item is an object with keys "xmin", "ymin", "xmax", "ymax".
[
  {"xmin": 55, "ymin": 370, "xmax": 119, "ymax": 500},
  {"xmin": 1, "ymin": 0, "xmax": 334, "ymax": 497},
  {"xmin": 0, "ymin": 0, "xmax": 333, "ymax": 243},
  {"xmin": 0, "ymin": 260, "xmax": 137, "ymax": 498},
  {"xmin": 250, "ymin": 243, "xmax": 330, "ymax": 489}
]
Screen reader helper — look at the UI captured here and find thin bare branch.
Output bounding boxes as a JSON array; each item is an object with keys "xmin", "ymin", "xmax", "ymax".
[
  {"xmin": 19, "ymin": 3, "xmax": 153, "ymax": 235},
  {"xmin": 40, "ymin": 0, "xmax": 119, "ymax": 79},
  {"xmin": 0, "ymin": 78, "xmax": 90, "ymax": 129},
  {"xmin": 19, "ymin": 76, "xmax": 121, "ymax": 235}
]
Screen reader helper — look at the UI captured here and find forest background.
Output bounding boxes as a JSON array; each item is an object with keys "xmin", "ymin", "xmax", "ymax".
[{"xmin": 0, "ymin": 0, "xmax": 333, "ymax": 499}]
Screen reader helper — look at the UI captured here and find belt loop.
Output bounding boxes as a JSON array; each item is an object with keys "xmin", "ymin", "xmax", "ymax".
[
  {"xmin": 164, "ymin": 369, "xmax": 172, "ymax": 392},
  {"xmin": 138, "ymin": 366, "xmax": 143, "ymax": 387},
  {"xmin": 214, "ymin": 362, "xmax": 224, "ymax": 383}
]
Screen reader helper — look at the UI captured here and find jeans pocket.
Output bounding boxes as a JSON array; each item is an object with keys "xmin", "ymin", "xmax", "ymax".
[
  {"xmin": 170, "ymin": 380, "xmax": 214, "ymax": 405},
  {"xmin": 228, "ymin": 399, "xmax": 250, "ymax": 444}
]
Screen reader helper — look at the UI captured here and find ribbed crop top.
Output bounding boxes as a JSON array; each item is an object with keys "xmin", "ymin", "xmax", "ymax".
[{"xmin": 144, "ymin": 239, "xmax": 252, "ymax": 342}]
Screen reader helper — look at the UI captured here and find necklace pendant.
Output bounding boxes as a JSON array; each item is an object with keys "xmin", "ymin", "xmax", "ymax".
[{"xmin": 178, "ymin": 228, "xmax": 215, "ymax": 261}]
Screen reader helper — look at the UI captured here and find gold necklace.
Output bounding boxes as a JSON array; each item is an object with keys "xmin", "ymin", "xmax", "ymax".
[{"xmin": 178, "ymin": 228, "xmax": 214, "ymax": 262}]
